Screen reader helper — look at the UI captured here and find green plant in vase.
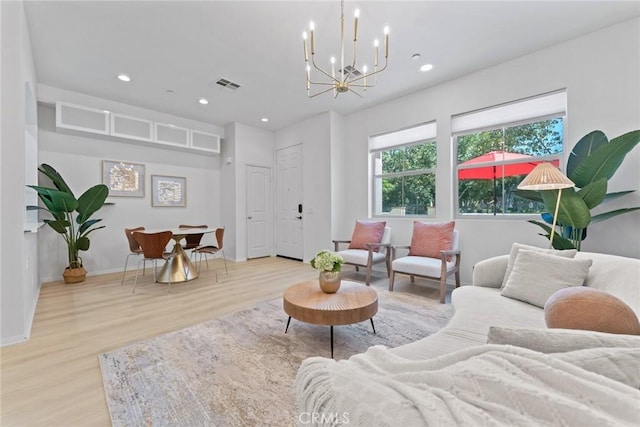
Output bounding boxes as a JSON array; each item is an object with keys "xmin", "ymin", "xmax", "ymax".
[
  {"xmin": 517, "ymin": 130, "xmax": 640, "ymax": 249},
  {"xmin": 28, "ymin": 164, "xmax": 109, "ymax": 283}
]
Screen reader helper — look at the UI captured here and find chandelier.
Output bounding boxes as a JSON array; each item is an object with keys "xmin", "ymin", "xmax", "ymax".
[{"xmin": 302, "ymin": 0, "xmax": 389, "ymax": 98}]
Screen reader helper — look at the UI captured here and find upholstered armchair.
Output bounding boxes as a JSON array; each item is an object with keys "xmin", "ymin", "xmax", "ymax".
[
  {"xmin": 389, "ymin": 223, "xmax": 461, "ymax": 303},
  {"xmin": 333, "ymin": 221, "xmax": 391, "ymax": 286}
]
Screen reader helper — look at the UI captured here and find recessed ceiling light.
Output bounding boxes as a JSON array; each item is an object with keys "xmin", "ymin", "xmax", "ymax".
[
  {"xmin": 198, "ymin": 98, "xmax": 209, "ymax": 105},
  {"xmin": 117, "ymin": 74, "xmax": 131, "ymax": 82},
  {"xmin": 261, "ymin": 117, "xmax": 269, "ymax": 122},
  {"xmin": 420, "ymin": 64, "xmax": 433, "ymax": 72},
  {"xmin": 412, "ymin": 53, "xmax": 421, "ymax": 60}
]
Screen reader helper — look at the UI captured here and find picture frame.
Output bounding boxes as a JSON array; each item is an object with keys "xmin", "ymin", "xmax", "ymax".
[
  {"xmin": 102, "ymin": 160, "xmax": 145, "ymax": 197},
  {"xmin": 151, "ymin": 175, "xmax": 187, "ymax": 207}
]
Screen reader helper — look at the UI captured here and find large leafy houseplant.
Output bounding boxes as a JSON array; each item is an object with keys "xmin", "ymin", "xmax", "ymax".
[
  {"xmin": 518, "ymin": 130, "xmax": 640, "ymax": 249},
  {"xmin": 28, "ymin": 164, "xmax": 109, "ymax": 283}
]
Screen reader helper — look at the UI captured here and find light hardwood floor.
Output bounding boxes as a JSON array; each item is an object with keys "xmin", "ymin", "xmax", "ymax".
[{"xmin": 0, "ymin": 257, "xmax": 442, "ymax": 426}]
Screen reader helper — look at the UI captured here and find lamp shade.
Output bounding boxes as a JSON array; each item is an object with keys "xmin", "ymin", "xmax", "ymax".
[{"xmin": 517, "ymin": 162, "xmax": 574, "ymax": 191}]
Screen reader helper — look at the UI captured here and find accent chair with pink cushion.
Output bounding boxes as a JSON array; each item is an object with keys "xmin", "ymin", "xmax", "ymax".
[
  {"xmin": 333, "ymin": 221, "xmax": 391, "ymax": 286},
  {"xmin": 389, "ymin": 221, "xmax": 461, "ymax": 303}
]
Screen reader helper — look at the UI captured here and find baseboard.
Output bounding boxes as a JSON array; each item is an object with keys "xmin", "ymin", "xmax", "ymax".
[{"xmin": 0, "ymin": 334, "xmax": 28, "ymax": 347}]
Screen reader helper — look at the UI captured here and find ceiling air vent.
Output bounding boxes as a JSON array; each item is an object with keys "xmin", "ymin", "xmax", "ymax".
[
  {"xmin": 215, "ymin": 78, "xmax": 242, "ymax": 91},
  {"xmin": 340, "ymin": 65, "xmax": 362, "ymax": 77}
]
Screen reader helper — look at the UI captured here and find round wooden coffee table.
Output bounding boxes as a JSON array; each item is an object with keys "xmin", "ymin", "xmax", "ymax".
[{"xmin": 283, "ymin": 280, "xmax": 378, "ymax": 358}]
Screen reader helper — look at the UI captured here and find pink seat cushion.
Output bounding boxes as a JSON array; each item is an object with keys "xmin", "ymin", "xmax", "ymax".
[
  {"xmin": 408, "ymin": 221, "xmax": 455, "ymax": 258},
  {"xmin": 348, "ymin": 221, "xmax": 386, "ymax": 252},
  {"xmin": 545, "ymin": 287, "xmax": 640, "ymax": 335}
]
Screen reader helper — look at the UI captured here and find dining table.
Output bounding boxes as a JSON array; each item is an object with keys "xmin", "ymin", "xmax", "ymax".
[{"xmin": 141, "ymin": 227, "xmax": 216, "ymax": 283}]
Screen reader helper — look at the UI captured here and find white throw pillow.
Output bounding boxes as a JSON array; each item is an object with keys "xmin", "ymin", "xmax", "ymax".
[
  {"xmin": 501, "ymin": 250, "xmax": 592, "ymax": 308},
  {"xmin": 500, "ymin": 242, "xmax": 577, "ymax": 289}
]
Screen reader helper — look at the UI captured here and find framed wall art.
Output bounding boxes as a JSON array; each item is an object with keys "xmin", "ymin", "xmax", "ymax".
[
  {"xmin": 151, "ymin": 175, "xmax": 187, "ymax": 207},
  {"xmin": 102, "ymin": 160, "xmax": 145, "ymax": 197}
]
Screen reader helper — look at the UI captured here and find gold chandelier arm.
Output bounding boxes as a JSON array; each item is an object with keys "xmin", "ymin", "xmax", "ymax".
[
  {"xmin": 307, "ymin": 85, "xmax": 339, "ymax": 98},
  {"xmin": 311, "ymin": 54, "xmax": 339, "ymax": 83},
  {"xmin": 347, "ymin": 87, "xmax": 365, "ymax": 98},
  {"xmin": 347, "ymin": 58, "xmax": 388, "ymax": 85}
]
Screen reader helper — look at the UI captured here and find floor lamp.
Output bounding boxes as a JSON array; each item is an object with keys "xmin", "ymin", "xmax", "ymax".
[{"xmin": 518, "ymin": 163, "xmax": 575, "ymax": 248}]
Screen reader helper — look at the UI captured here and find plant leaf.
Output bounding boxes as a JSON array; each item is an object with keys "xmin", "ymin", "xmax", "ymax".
[
  {"xmin": 38, "ymin": 163, "xmax": 74, "ymax": 196},
  {"xmin": 76, "ymin": 185, "xmax": 109, "ymax": 223},
  {"xmin": 577, "ymin": 178, "xmax": 607, "ymax": 209},
  {"xmin": 567, "ymin": 130, "xmax": 607, "ymax": 180},
  {"xmin": 28, "ymin": 185, "xmax": 78, "ymax": 213},
  {"xmin": 591, "ymin": 207, "xmax": 640, "ymax": 224},
  {"xmin": 604, "ymin": 190, "xmax": 635, "ymax": 201},
  {"xmin": 540, "ymin": 188, "xmax": 591, "ymax": 229},
  {"xmin": 81, "ymin": 225, "xmax": 105, "ymax": 237},
  {"xmin": 571, "ymin": 130, "xmax": 640, "ymax": 188},
  {"xmin": 79, "ymin": 219, "xmax": 102, "ymax": 235},
  {"xmin": 76, "ymin": 236, "xmax": 90, "ymax": 252},
  {"xmin": 527, "ymin": 220, "xmax": 576, "ymax": 249},
  {"xmin": 44, "ymin": 219, "xmax": 70, "ymax": 234}
]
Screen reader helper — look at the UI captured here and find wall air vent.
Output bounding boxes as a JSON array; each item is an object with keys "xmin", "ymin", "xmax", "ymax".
[
  {"xmin": 340, "ymin": 65, "xmax": 362, "ymax": 77},
  {"xmin": 215, "ymin": 78, "xmax": 242, "ymax": 91}
]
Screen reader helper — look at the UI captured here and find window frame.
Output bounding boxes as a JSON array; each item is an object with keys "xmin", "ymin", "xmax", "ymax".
[
  {"xmin": 453, "ymin": 112, "xmax": 566, "ymax": 219},
  {"xmin": 370, "ymin": 122, "xmax": 438, "ymax": 218}
]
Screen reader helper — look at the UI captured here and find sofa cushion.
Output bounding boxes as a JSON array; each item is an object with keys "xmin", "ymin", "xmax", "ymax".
[
  {"xmin": 348, "ymin": 220, "xmax": 386, "ymax": 251},
  {"xmin": 501, "ymin": 242, "xmax": 577, "ymax": 289},
  {"xmin": 408, "ymin": 221, "xmax": 454, "ymax": 258},
  {"xmin": 339, "ymin": 249, "xmax": 386, "ymax": 266},
  {"xmin": 501, "ymin": 250, "xmax": 592, "ymax": 308},
  {"xmin": 545, "ymin": 287, "xmax": 640, "ymax": 335},
  {"xmin": 392, "ymin": 256, "xmax": 455, "ymax": 278},
  {"xmin": 487, "ymin": 326, "xmax": 640, "ymax": 352}
]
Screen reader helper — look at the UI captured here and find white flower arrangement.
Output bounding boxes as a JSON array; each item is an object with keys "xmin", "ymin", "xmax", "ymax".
[{"xmin": 310, "ymin": 250, "xmax": 344, "ymax": 273}]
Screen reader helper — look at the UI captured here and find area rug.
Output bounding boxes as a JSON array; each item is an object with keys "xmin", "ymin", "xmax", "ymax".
[{"xmin": 99, "ymin": 290, "xmax": 453, "ymax": 426}]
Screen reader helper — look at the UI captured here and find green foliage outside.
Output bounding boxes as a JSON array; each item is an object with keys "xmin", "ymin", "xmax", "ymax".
[{"xmin": 377, "ymin": 118, "xmax": 564, "ymax": 215}]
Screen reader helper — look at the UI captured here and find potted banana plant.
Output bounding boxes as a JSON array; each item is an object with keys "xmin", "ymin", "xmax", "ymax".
[
  {"xmin": 517, "ymin": 130, "xmax": 640, "ymax": 249},
  {"xmin": 28, "ymin": 164, "xmax": 109, "ymax": 283}
]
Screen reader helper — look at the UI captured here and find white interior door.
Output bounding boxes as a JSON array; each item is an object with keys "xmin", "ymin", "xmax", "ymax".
[
  {"xmin": 276, "ymin": 145, "xmax": 303, "ymax": 260},
  {"xmin": 246, "ymin": 165, "xmax": 272, "ymax": 259}
]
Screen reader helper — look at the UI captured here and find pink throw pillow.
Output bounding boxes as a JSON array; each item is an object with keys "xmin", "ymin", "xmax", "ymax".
[
  {"xmin": 348, "ymin": 221, "xmax": 386, "ymax": 252},
  {"xmin": 408, "ymin": 221, "xmax": 455, "ymax": 259}
]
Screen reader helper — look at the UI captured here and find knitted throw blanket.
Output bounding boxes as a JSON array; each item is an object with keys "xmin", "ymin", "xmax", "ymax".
[{"xmin": 295, "ymin": 344, "xmax": 640, "ymax": 426}]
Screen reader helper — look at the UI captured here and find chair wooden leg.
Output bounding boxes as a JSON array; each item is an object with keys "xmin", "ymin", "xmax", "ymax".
[
  {"xmin": 455, "ymin": 270, "xmax": 461, "ymax": 288},
  {"xmin": 439, "ymin": 276, "xmax": 446, "ymax": 304},
  {"xmin": 355, "ymin": 266, "xmax": 360, "ymax": 272},
  {"xmin": 121, "ymin": 254, "xmax": 132, "ymax": 285},
  {"xmin": 388, "ymin": 270, "xmax": 395, "ymax": 291},
  {"xmin": 365, "ymin": 263, "xmax": 372, "ymax": 286}
]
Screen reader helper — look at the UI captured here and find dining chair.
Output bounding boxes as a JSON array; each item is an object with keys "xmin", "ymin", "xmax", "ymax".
[
  {"xmin": 192, "ymin": 227, "xmax": 228, "ymax": 280},
  {"xmin": 121, "ymin": 226, "xmax": 146, "ymax": 285},
  {"xmin": 178, "ymin": 224, "xmax": 208, "ymax": 251},
  {"xmin": 132, "ymin": 231, "xmax": 182, "ymax": 293}
]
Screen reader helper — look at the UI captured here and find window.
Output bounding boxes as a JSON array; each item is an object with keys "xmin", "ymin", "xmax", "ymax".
[
  {"xmin": 453, "ymin": 91, "xmax": 566, "ymax": 216},
  {"xmin": 370, "ymin": 122, "xmax": 437, "ymax": 217}
]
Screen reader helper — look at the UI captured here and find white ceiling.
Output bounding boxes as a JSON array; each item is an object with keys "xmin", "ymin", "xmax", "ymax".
[{"xmin": 23, "ymin": 1, "xmax": 640, "ymax": 131}]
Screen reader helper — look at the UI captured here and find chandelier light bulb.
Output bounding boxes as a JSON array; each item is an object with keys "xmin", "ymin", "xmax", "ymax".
[
  {"xmin": 303, "ymin": 31, "xmax": 307, "ymax": 40},
  {"xmin": 374, "ymin": 39, "xmax": 379, "ymax": 47},
  {"xmin": 362, "ymin": 65, "xmax": 368, "ymax": 73},
  {"xmin": 330, "ymin": 57, "xmax": 336, "ymax": 64},
  {"xmin": 354, "ymin": 9, "xmax": 360, "ymax": 18},
  {"xmin": 309, "ymin": 21, "xmax": 315, "ymax": 31},
  {"xmin": 384, "ymin": 26, "xmax": 389, "ymax": 35}
]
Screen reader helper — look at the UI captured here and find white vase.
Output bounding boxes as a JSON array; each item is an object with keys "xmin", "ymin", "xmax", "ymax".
[{"xmin": 319, "ymin": 271, "xmax": 341, "ymax": 293}]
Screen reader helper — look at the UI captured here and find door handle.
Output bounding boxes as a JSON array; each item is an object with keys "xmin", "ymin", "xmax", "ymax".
[
  {"xmin": 296, "ymin": 216, "xmax": 302, "ymax": 220},
  {"xmin": 248, "ymin": 216, "xmax": 253, "ymax": 219}
]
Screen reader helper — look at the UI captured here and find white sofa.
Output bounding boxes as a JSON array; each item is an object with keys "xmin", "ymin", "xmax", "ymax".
[
  {"xmin": 390, "ymin": 251, "xmax": 640, "ymax": 360},
  {"xmin": 295, "ymin": 251, "xmax": 640, "ymax": 426}
]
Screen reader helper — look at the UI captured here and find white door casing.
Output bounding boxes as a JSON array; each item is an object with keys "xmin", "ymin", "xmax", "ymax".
[
  {"xmin": 246, "ymin": 165, "xmax": 272, "ymax": 259},
  {"xmin": 276, "ymin": 144, "xmax": 303, "ymax": 260}
]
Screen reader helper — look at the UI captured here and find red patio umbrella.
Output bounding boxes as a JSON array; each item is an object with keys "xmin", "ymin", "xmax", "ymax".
[{"xmin": 458, "ymin": 151, "xmax": 559, "ymax": 214}]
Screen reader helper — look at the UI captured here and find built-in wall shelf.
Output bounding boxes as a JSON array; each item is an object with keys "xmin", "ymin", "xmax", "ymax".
[{"xmin": 54, "ymin": 102, "xmax": 221, "ymax": 155}]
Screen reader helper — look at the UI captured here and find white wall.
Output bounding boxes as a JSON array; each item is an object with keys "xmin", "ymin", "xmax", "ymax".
[
  {"xmin": 1, "ymin": 0, "xmax": 40, "ymax": 346},
  {"xmin": 275, "ymin": 112, "xmax": 333, "ymax": 262},
  {"xmin": 338, "ymin": 18, "xmax": 640, "ymax": 284},
  {"xmin": 37, "ymin": 101, "xmax": 223, "ymax": 282}
]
